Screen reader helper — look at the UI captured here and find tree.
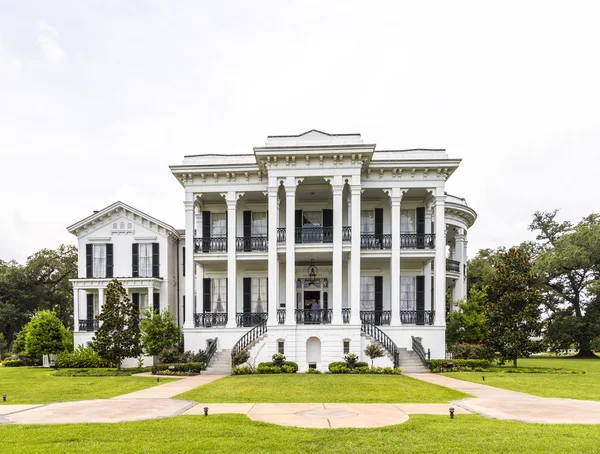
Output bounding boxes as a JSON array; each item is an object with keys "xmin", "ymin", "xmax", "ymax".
[
  {"xmin": 446, "ymin": 287, "xmax": 489, "ymax": 345},
  {"xmin": 140, "ymin": 308, "xmax": 182, "ymax": 365},
  {"xmin": 466, "ymin": 248, "xmax": 503, "ymax": 294},
  {"xmin": 24, "ymin": 310, "xmax": 72, "ymax": 359},
  {"xmin": 364, "ymin": 343, "xmax": 385, "ymax": 367},
  {"xmin": 0, "ymin": 333, "xmax": 7, "ymax": 360},
  {"xmin": 92, "ymin": 279, "xmax": 141, "ymax": 370},
  {"xmin": 531, "ymin": 211, "xmax": 600, "ymax": 357},
  {"xmin": 485, "ymin": 247, "xmax": 544, "ymax": 367}
]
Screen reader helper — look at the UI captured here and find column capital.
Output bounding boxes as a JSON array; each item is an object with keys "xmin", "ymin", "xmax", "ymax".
[
  {"xmin": 350, "ymin": 186, "xmax": 362, "ymax": 196},
  {"xmin": 183, "ymin": 200, "xmax": 195, "ymax": 210},
  {"xmin": 332, "ymin": 184, "xmax": 345, "ymax": 195}
]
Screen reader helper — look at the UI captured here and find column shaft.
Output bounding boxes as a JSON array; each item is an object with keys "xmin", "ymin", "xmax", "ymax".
[
  {"xmin": 350, "ymin": 186, "xmax": 361, "ymax": 324},
  {"xmin": 73, "ymin": 288, "xmax": 79, "ymax": 332},
  {"xmin": 332, "ymin": 180, "xmax": 344, "ymax": 324},
  {"xmin": 434, "ymin": 191, "xmax": 446, "ymax": 327},
  {"xmin": 226, "ymin": 193, "xmax": 237, "ymax": 328},
  {"xmin": 268, "ymin": 184, "xmax": 278, "ymax": 325},
  {"xmin": 285, "ymin": 184, "xmax": 296, "ymax": 324},
  {"xmin": 183, "ymin": 198, "xmax": 195, "ymax": 328},
  {"xmin": 390, "ymin": 189, "xmax": 402, "ymax": 326}
]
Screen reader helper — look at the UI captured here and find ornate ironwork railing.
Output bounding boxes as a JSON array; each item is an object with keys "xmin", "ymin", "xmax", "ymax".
[
  {"xmin": 236, "ymin": 237, "xmax": 268, "ymax": 252},
  {"xmin": 277, "ymin": 309, "xmax": 286, "ymax": 324},
  {"xmin": 400, "ymin": 233, "xmax": 435, "ymax": 249},
  {"xmin": 342, "ymin": 226, "xmax": 352, "ymax": 242},
  {"xmin": 193, "ymin": 237, "xmax": 227, "ymax": 253},
  {"xmin": 360, "ymin": 310, "xmax": 391, "ymax": 325},
  {"xmin": 342, "ymin": 308, "xmax": 351, "ymax": 323},
  {"xmin": 294, "ymin": 227, "xmax": 333, "ymax": 244},
  {"xmin": 205, "ymin": 338, "xmax": 218, "ymax": 370},
  {"xmin": 231, "ymin": 319, "xmax": 267, "ymax": 358},
  {"xmin": 193, "ymin": 312, "xmax": 228, "ymax": 328},
  {"xmin": 446, "ymin": 259, "xmax": 460, "ymax": 272},
  {"xmin": 79, "ymin": 319, "xmax": 99, "ymax": 332},
  {"xmin": 400, "ymin": 310, "xmax": 435, "ymax": 325},
  {"xmin": 360, "ymin": 234, "xmax": 392, "ymax": 250},
  {"xmin": 295, "ymin": 309, "xmax": 333, "ymax": 324},
  {"xmin": 361, "ymin": 322, "xmax": 399, "ymax": 368},
  {"xmin": 277, "ymin": 228, "xmax": 286, "ymax": 243},
  {"xmin": 236, "ymin": 312, "xmax": 268, "ymax": 327},
  {"xmin": 412, "ymin": 335, "xmax": 430, "ymax": 369}
]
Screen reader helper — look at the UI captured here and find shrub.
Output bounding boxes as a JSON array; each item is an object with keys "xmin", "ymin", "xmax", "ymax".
[
  {"xmin": 257, "ymin": 363, "xmax": 281, "ymax": 374},
  {"xmin": 344, "ymin": 353, "xmax": 358, "ymax": 363},
  {"xmin": 448, "ymin": 342, "xmax": 495, "ymax": 361},
  {"xmin": 429, "ymin": 359, "xmax": 490, "ymax": 371},
  {"xmin": 281, "ymin": 361, "xmax": 298, "ymax": 373},
  {"xmin": 354, "ymin": 365, "xmax": 369, "ymax": 373},
  {"xmin": 281, "ymin": 364, "xmax": 295, "ymax": 373},
  {"xmin": 152, "ymin": 362, "xmax": 204, "ymax": 375},
  {"xmin": 364, "ymin": 343, "xmax": 385, "ymax": 366},
  {"xmin": 329, "ymin": 363, "xmax": 350, "ymax": 373},
  {"xmin": 355, "ymin": 361, "xmax": 368, "ymax": 369},
  {"xmin": 2, "ymin": 359, "xmax": 24, "ymax": 367},
  {"xmin": 180, "ymin": 350, "xmax": 206, "ymax": 363},
  {"xmin": 56, "ymin": 345, "xmax": 115, "ymax": 368},
  {"xmin": 272, "ymin": 353, "xmax": 286, "ymax": 361},
  {"xmin": 158, "ymin": 347, "xmax": 182, "ymax": 364},
  {"xmin": 52, "ymin": 367, "xmax": 152, "ymax": 377},
  {"xmin": 232, "ymin": 365, "xmax": 253, "ymax": 375},
  {"xmin": 232, "ymin": 350, "xmax": 250, "ymax": 367},
  {"xmin": 305, "ymin": 368, "xmax": 321, "ymax": 374}
]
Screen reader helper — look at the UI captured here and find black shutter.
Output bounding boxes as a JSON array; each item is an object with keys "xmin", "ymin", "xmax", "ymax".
[
  {"xmin": 202, "ymin": 211, "xmax": 211, "ymax": 252},
  {"xmin": 182, "ymin": 247, "xmax": 185, "ymax": 276},
  {"xmin": 295, "ymin": 209, "xmax": 302, "ymax": 243},
  {"xmin": 416, "ymin": 275, "xmax": 425, "ymax": 325},
  {"xmin": 243, "ymin": 278, "xmax": 251, "ymax": 314},
  {"xmin": 375, "ymin": 276, "xmax": 383, "ymax": 325},
  {"xmin": 375, "ymin": 208, "xmax": 384, "ymax": 249},
  {"xmin": 86, "ymin": 244, "xmax": 93, "ymax": 278},
  {"xmin": 106, "ymin": 243, "xmax": 113, "ymax": 278},
  {"xmin": 152, "ymin": 243, "xmax": 159, "ymax": 277},
  {"xmin": 132, "ymin": 293, "xmax": 140, "ymax": 313},
  {"xmin": 153, "ymin": 292, "xmax": 160, "ymax": 312},
  {"xmin": 266, "ymin": 277, "xmax": 268, "ymax": 312},
  {"xmin": 416, "ymin": 207, "xmax": 425, "ymax": 249},
  {"xmin": 86, "ymin": 293, "xmax": 94, "ymax": 320},
  {"xmin": 203, "ymin": 278, "xmax": 211, "ymax": 312},
  {"xmin": 132, "ymin": 243, "xmax": 139, "ymax": 277},
  {"xmin": 243, "ymin": 211, "xmax": 252, "ymax": 252},
  {"xmin": 182, "ymin": 295, "xmax": 186, "ymax": 323},
  {"xmin": 323, "ymin": 209, "xmax": 333, "ymax": 243}
]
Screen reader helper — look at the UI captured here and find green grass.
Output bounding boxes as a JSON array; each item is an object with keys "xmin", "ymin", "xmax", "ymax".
[
  {"xmin": 444, "ymin": 356, "xmax": 600, "ymax": 401},
  {"xmin": 0, "ymin": 367, "xmax": 176, "ymax": 404},
  {"xmin": 1, "ymin": 414, "xmax": 599, "ymax": 453},
  {"xmin": 176, "ymin": 374, "xmax": 469, "ymax": 403}
]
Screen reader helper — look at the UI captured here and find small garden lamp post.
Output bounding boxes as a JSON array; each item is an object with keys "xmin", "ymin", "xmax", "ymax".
[
  {"xmin": 449, "ymin": 407, "xmax": 455, "ymax": 419},
  {"xmin": 204, "ymin": 407, "xmax": 209, "ymax": 416}
]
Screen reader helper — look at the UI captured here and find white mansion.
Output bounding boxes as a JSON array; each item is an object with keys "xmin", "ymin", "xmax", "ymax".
[{"xmin": 68, "ymin": 130, "xmax": 476, "ymax": 371}]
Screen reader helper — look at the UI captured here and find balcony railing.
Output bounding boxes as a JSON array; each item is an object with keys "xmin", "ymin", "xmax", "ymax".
[
  {"xmin": 295, "ymin": 227, "xmax": 333, "ymax": 244},
  {"xmin": 78, "ymin": 319, "xmax": 99, "ymax": 332},
  {"xmin": 360, "ymin": 234, "xmax": 392, "ymax": 250},
  {"xmin": 295, "ymin": 309, "xmax": 333, "ymax": 324},
  {"xmin": 360, "ymin": 310, "xmax": 391, "ymax": 325},
  {"xmin": 400, "ymin": 310, "xmax": 435, "ymax": 325},
  {"xmin": 400, "ymin": 233, "xmax": 435, "ymax": 249},
  {"xmin": 446, "ymin": 259, "xmax": 460, "ymax": 273},
  {"xmin": 236, "ymin": 312, "xmax": 268, "ymax": 327},
  {"xmin": 277, "ymin": 309, "xmax": 286, "ymax": 324},
  {"xmin": 194, "ymin": 237, "xmax": 227, "ymax": 253},
  {"xmin": 236, "ymin": 237, "xmax": 268, "ymax": 252},
  {"xmin": 277, "ymin": 228, "xmax": 286, "ymax": 243},
  {"xmin": 193, "ymin": 312, "xmax": 228, "ymax": 327},
  {"xmin": 342, "ymin": 308, "xmax": 351, "ymax": 323},
  {"xmin": 342, "ymin": 226, "xmax": 352, "ymax": 241}
]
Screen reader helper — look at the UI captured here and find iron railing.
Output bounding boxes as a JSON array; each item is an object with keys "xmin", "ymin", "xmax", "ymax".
[
  {"xmin": 360, "ymin": 234, "xmax": 392, "ymax": 250},
  {"xmin": 78, "ymin": 319, "xmax": 98, "ymax": 332},
  {"xmin": 294, "ymin": 227, "xmax": 333, "ymax": 244},
  {"xmin": 446, "ymin": 259, "xmax": 460, "ymax": 272},
  {"xmin": 411, "ymin": 335, "xmax": 430, "ymax": 369},
  {"xmin": 205, "ymin": 338, "xmax": 218, "ymax": 370},
  {"xmin": 400, "ymin": 310, "xmax": 435, "ymax": 325},
  {"xmin": 400, "ymin": 233, "xmax": 435, "ymax": 249},
  {"xmin": 342, "ymin": 226, "xmax": 352, "ymax": 241},
  {"xmin": 277, "ymin": 309, "xmax": 286, "ymax": 324},
  {"xmin": 295, "ymin": 309, "xmax": 333, "ymax": 324},
  {"xmin": 277, "ymin": 228, "xmax": 286, "ymax": 243},
  {"xmin": 193, "ymin": 312, "xmax": 228, "ymax": 328},
  {"xmin": 231, "ymin": 319, "xmax": 267, "ymax": 358},
  {"xmin": 194, "ymin": 237, "xmax": 227, "ymax": 253},
  {"xmin": 361, "ymin": 322, "xmax": 400, "ymax": 368},
  {"xmin": 236, "ymin": 236, "xmax": 268, "ymax": 252},
  {"xmin": 236, "ymin": 312, "xmax": 268, "ymax": 327},
  {"xmin": 342, "ymin": 308, "xmax": 351, "ymax": 323},
  {"xmin": 360, "ymin": 310, "xmax": 391, "ymax": 325}
]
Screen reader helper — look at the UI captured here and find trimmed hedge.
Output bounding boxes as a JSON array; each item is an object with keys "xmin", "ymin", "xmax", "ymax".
[
  {"xmin": 430, "ymin": 359, "xmax": 490, "ymax": 372},
  {"xmin": 152, "ymin": 362, "xmax": 205, "ymax": 375},
  {"xmin": 1, "ymin": 359, "xmax": 24, "ymax": 367},
  {"xmin": 56, "ymin": 346, "xmax": 115, "ymax": 368},
  {"xmin": 52, "ymin": 367, "xmax": 152, "ymax": 377},
  {"xmin": 256, "ymin": 361, "xmax": 298, "ymax": 374},
  {"xmin": 328, "ymin": 361, "xmax": 401, "ymax": 374},
  {"xmin": 232, "ymin": 366, "xmax": 252, "ymax": 375}
]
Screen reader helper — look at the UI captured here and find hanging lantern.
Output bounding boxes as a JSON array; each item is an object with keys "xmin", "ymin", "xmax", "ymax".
[{"xmin": 307, "ymin": 259, "xmax": 318, "ymax": 284}]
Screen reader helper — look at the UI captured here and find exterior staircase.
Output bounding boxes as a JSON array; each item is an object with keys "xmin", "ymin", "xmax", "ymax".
[
  {"xmin": 203, "ymin": 348, "xmax": 232, "ymax": 375},
  {"xmin": 398, "ymin": 348, "xmax": 429, "ymax": 373}
]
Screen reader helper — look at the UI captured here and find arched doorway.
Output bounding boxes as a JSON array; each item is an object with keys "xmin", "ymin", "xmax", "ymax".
[{"xmin": 306, "ymin": 337, "xmax": 321, "ymax": 369}]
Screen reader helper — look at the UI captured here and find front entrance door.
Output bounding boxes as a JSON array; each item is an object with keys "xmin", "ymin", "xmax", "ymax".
[{"xmin": 304, "ymin": 290, "xmax": 321, "ymax": 323}]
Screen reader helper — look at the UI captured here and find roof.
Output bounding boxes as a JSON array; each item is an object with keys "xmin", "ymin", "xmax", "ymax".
[{"xmin": 267, "ymin": 129, "xmax": 361, "ymax": 138}]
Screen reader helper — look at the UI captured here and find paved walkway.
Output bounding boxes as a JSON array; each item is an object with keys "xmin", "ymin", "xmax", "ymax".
[
  {"xmin": 113, "ymin": 373, "xmax": 225, "ymax": 399},
  {"xmin": 405, "ymin": 373, "xmax": 530, "ymax": 398}
]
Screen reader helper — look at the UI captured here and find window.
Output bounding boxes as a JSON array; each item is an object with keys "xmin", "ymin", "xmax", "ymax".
[
  {"xmin": 400, "ymin": 276, "xmax": 416, "ymax": 310},
  {"xmin": 360, "ymin": 210, "xmax": 375, "ymax": 233},
  {"xmin": 302, "ymin": 211, "xmax": 322, "ymax": 226},
  {"xmin": 251, "ymin": 278, "xmax": 267, "ymax": 312},
  {"xmin": 93, "ymin": 244, "xmax": 106, "ymax": 278},
  {"xmin": 360, "ymin": 277, "xmax": 375, "ymax": 310},
  {"xmin": 343, "ymin": 340, "xmax": 350, "ymax": 355},
  {"xmin": 278, "ymin": 340, "xmax": 285, "ymax": 355},
  {"xmin": 138, "ymin": 243, "xmax": 152, "ymax": 277},
  {"xmin": 211, "ymin": 213, "xmax": 226, "ymax": 237},
  {"xmin": 252, "ymin": 212, "xmax": 267, "ymax": 236},
  {"xmin": 211, "ymin": 278, "xmax": 227, "ymax": 312},
  {"xmin": 401, "ymin": 209, "xmax": 415, "ymax": 233}
]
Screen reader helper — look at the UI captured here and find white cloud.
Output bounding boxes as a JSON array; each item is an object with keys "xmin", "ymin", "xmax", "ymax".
[{"xmin": 36, "ymin": 19, "xmax": 66, "ymax": 66}]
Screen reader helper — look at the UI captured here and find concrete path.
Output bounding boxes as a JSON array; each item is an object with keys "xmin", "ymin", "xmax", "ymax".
[
  {"xmin": 405, "ymin": 373, "xmax": 530, "ymax": 398},
  {"xmin": 113, "ymin": 374, "xmax": 225, "ymax": 399}
]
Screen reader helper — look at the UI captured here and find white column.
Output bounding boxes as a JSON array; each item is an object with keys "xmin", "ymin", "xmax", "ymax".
[
  {"xmin": 434, "ymin": 190, "xmax": 446, "ymax": 327},
  {"xmin": 267, "ymin": 181, "xmax": 279, "ymax": 325},
  {"xmin": 390, "ymin": 188, "xmax": 403, "ymax": 326},
  {"xmin": 350, "ymin": 184, "xmax": 361, "ymax": 324},
  {"xmin": 73, "ymin": 288, "xmax": 79, "ymax": 332},
  {"xmin": 147, "ymin": 286, "xmax": 154, "ymax": 313},
  {"xmin": 183, "ymin": 197, "xmax": 195, "ymax": 328},
  {"xmin": 424, "ymin": 261, "xmax": 432, "ymax": 311},
  {"xmin": 285, "ymin": 180, "xmax": 296, "ymax": 325},
  {"xmin": 454, "ymin": 229, "xmax": 466, "ymax": 301},
  {"xmin": 98, "ymin": 287, "xmax": 105, "ymax": 315},
  {"xmin": 226, "ymin": 192, "xmax": 238, "ymax": 328},
  {"xmin": 331, "ymin": 177, "xmax": 344, "ymax": 324}
]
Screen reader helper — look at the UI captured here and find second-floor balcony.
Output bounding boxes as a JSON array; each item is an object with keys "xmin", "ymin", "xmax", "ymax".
[
  {"xmin": 276, "ymin": 227, "xmax": 352, "ymax": 244},
  {"xmin": 446, "ymin": 259, "xmax": 460, "ymax": 273},
  {"xmin": 194, "ymin": 237, "xmax": 227, "ymax": 253},
  {"xmin": 236, "ymin": 237, "xmax": 268, "ymax": 252},
  {"xmin": 78, "ymin": 319, "xmax": 99, "ymax": 332}
]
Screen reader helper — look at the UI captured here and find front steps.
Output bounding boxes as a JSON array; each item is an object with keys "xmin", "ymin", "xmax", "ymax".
[
  {"xmin": 398, "ymin": 349, "xmax": 429, "ymax": 373},
  {"xmin": 204, "ymin": 348, "xmax": 232, "ymax": 375}
]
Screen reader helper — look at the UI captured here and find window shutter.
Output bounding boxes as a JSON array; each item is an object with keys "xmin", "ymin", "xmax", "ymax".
[
  {"xmin": 182, "ymin": 295, "xmax": 186, "ymax": 323},
  {"xmin": 266, "ymin": 277, "xmax": 268, "ymax": 312},
  {"xmin": 202, "ymin": 211, "xmax": 211, "ymax": 252},
  {"xmin": 323, "ymin": 209, "xmax": 333, "ymax": 243},
  {"xmin": 152, "ymin": 243, "xmax": 159, "ymax": 277},
  {"xmin": 182, "ymin": 247, "xmax": 185, "ymax": 276},
  {"xmin": 416, "ymin": 275, "xmax": 425, "ymax": 325},
  {"xmin": 375, "ymin": 208, "xmax": 383, "ymax": 235},
  {"xmin": 295, "ymin": 210, "xmax": 302, "ymax": 243},
  {"xmin": 243, "ymin": 211, "xmax": 252, "ymax": 252},
  {"xmin": 203, "ymin": 278, "xmax": 211, "ymax": 312},
  {"xmin": 86, "ymin": 293, "xmax": 94, "ymax": 320},
  {"xmin": 86, "ymin": 244, "xmax": 93, "ymax": 278},
  {"xmin": 132, "ymin": 293, "xmax": 140, "ymax": 313},
  {"xmin": 132, "ymin": 243, "xmax": 139, "ymax": 277},
  {"xmin": 243, "ymin": 278, "xmax": 251, "ymax": 314},
  {"xmin": 416, "ymin": 207, "xmax": 425, "ymax": 249},
  {"xmin": 153, "ymin": 292, "xmax": 160, "ymax": 312},
  {"xmin": 106, "ymin": 243, "xmax": 113, "ymax": 278},
  {"xmin": 374, "ymin": 276, "xmax": 383, "ymax": 312}
]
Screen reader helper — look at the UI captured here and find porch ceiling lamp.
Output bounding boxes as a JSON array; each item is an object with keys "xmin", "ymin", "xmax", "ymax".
[{"xmin": 307, "ymin": 259, "xmax": 318, "ymax": 284}]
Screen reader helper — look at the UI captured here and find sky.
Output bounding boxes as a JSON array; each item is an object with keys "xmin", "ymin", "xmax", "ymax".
[{"xmin": 1, "ymin": 1, "xmax": 599, "ymax": 264}]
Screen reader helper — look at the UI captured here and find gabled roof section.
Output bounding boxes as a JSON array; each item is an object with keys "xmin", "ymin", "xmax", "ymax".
[
  {"xmin": 267, "ymin": 129, "xmax": 361, "ymax": 138},
  {"xmin": 66, "ymin": 201, "xmax": 179, "ymax": 238},
  {"xmin": 264, "ymin": 129, "xmax": 364, "ymax": 147}
]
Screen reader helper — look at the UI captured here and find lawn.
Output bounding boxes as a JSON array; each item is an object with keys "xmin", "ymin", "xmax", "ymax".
[
  {"xmin": 1, "ymin": 414, "xmax": 599, "ymax": 453},
  {"xmin": 444, "ymin": 356, "xmax": 600, "ymax": 401},
  {"xmin": 176, "ymin": 374, "xmax": 468, "ymax": 403},
  {"xmin": 0, "ymin": 367, "xmax": 176, "ymax": 404}
]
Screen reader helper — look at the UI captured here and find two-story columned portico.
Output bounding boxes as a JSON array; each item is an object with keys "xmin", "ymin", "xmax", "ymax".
[{"xmin": 170, "ymin": 130, "xmax": 476, "ymax": 371}]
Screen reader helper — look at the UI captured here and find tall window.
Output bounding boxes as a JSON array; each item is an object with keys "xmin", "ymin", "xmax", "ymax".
[
  {"xmin": 400, "ymin": 276, "xmax": 416, "ymax": 310},
  {"xmin": 343, "ymin": 340, "xmax": 350, "ymax": 355},
  {"xmin": 252, "ymin": 277, "xmax": 267, "ymax": 312},
  {"xmin": 93, "ymin": 244, "xmax": 106, "ymax": 278},
  {"xmin": 252, "ymin": 212, "xmax": 267, "ymax": 236},
  {"xmin": 360, "ymin": 210, "xmax": 375, "ymax": 233},
  {"xmin": 400, "ymin": 210, "xmax": 415, "ymax": 233},
  {"xmin": 360, "ymin": 277, "xmax": 375, "ymax": 310},
  {"xmin": 211, "ymin": 213, "xmax": 226, "ymax": 237},
  {"xmin": 302, "ymin": 211, "xmax": 322, "ymax": 226},
  {"xmin": 211, "ymin": 278, "xmax": 227, "ymax": 312},
  {"xmin": 278, "ymin": 340, "xmax": 285, "ymax": 355},
  {"xmin": 138, "ymin": 243, "xmax": 152, "ymax": 277}
]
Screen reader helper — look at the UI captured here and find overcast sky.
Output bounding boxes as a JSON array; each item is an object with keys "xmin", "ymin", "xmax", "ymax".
[{"xmin": 1, "ymin": 1, "xmax": 599, "ymax": 263}]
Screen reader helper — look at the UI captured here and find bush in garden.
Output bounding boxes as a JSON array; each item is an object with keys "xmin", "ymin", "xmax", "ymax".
[
  {"xmin": 232, "ymin": 349, "xmax": 250, "ymax": 367},
  {"xmin": 232, "ymin": 366, "xmax": 252, "ymax": 375},
  {"xmin": 364, "ymin": 343, "xmax": 385, "ymax": 367},
  {"xmin": 24, "ymin": 310, "xmax": 72, "ymax": 359},
  {"xmin": 1, "ymin": 359, "xmax": 24, "ymax": 367},
  {"xmin": 140, "ymin": 309, "xmax": 183, "ymax": 365},
  {"xmin": 56, "ymin": 345, "xmax": 115, "ymax": 368}
]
